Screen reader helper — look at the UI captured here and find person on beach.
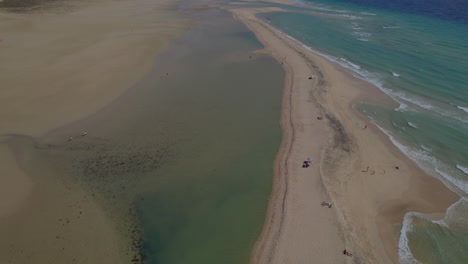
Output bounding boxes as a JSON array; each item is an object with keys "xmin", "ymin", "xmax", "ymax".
[
  {"xmin": 82, "ymin": 131, "xmax": 87, "ymax": 136},
  {"xmin": 68, "ymin": 136, "xmax": 73, "ymax": 141},
  {"xmin": 342, "ymin": 249, "xmax": 352, "ymax": 256}
]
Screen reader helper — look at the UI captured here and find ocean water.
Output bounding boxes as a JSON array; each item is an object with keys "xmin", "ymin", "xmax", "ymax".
[{"xmin": 264, "ymin": 0, "xmax": 468, "ymax": 263}]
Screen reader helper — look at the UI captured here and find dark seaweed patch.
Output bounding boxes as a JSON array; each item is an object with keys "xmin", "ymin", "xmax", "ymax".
[
  {"xmin": 70, "ymin": 139, "xmax": 175, "ymax": 204},
  {"xmin": 66, "ymin": 138, "xmax": 176, "ymax": 264},
  {"xmin": 324, "ymin": 112, "xmax": 351, "ymax": 153}
]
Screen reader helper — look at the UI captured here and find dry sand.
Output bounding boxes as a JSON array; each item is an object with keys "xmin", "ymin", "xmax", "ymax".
[
  {"xmin": 0, "ymin": 0, "xmax": 190, "ymax": 263},
  {"xmin": 227, "ymin": 3, "xmax": 459, "ymax": 264}
]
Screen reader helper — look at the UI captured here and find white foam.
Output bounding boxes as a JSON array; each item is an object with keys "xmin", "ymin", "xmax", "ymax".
[
  {"xmin": 392, "ymin": 90, "xmax": 435, "ymax": 111},
  {"xmin": 354, "ymin": 31, "xmax": 372, "ymax": 37},
  {"xmin": 392, "ymin": 72, "xmax": 400, "ymax": 77},
  {"xmin": 435, "ymin": 167, "xmax": 468, "ymax": 194},
  {"xmin": 350, "ymin": 22, "xmax": 362, "ymax": 30},
  {"xmin": 420, "ymin": 145, "xmax": 432, "ymax": 152},
  {"xmin": 391, "ymin": 91, "xmax": 468, "ymax": 124},
  {"xmin": 407, "ymin": 122, "xmax": 418, "ymax": 128},
  {"xmin": 360, "ymin": 12, "xmax": 376, "ymax": 16},
  {"xmin": 357, "ymin": 38, "xmax": 369, "ymax": 41},
  {"xmin": 456, "ymin": 164, "xmax": 468, "ymax": 175},
  {"xmin": 340, "ymin": 58, "xmax": 361, "ymax": 69},
  {"xmin": 287, "ymin": 0, "xmax": 352, "ymax": 15},
  {"xmin": 399, "ymin": 212, "xmax": 424, "ymax": 264},
  {"xmin": 373, "ymin": 123, "xmax": 467, "ymax": 196},
  {"xmin": 457, "ymin": 106, "xmax": 468, "ymax": 114},
  {"xmin": 434, "ymin": 198, "xmax": 468, "ymax": 228},
  {"xmin": 395, "ymin": 103, "xmax": 409, "ymax": 112}
]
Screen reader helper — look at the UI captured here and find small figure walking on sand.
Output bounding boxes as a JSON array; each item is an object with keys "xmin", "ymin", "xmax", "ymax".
[
  {"xmin": 342, "ymin": 249, "xmax": 352, "ymax": 256},
  {"xmin": 82, "ymin": 131, "xmax": 87, "ymax": 136},
  {"xmin": 68, "ymin": 136, "xmax": 73, "ymax": 142},
  {"xmin": 364, "ymin": 124, "xmax": 367, "ymax": 129}
]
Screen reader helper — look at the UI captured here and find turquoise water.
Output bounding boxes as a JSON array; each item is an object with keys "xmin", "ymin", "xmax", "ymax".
[{"xmin": 264, "ymin": 0, "xmax": 467, "ymax": 263}]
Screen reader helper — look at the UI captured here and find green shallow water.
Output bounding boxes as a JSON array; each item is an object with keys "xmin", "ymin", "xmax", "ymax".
[
  {"xmin": 133, "ymin": 10, "xmax": 283, "ymax": 263},
  {"xmin": 407, "ymin": 219, "xmax": 468, "ymax": 264}
]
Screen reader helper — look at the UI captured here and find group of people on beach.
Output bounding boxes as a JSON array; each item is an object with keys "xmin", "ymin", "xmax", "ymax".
[
  {"xmin": 301, "ymin": 157, "xmax": 313, "ymax": 168},
  {"xmin": 300, "ymin": 155, "xmax": 352, "ymax": 257}
]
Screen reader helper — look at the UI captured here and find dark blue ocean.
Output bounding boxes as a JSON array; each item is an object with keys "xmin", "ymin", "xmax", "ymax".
[{"xmin": 265, "ymin": 0, "xmax": 468, "ymax": 263}]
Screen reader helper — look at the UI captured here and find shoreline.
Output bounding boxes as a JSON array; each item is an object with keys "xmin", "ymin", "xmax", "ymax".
[{"xmin": 227, "ymin": 3, "xmax": 459, "ymax": 264}]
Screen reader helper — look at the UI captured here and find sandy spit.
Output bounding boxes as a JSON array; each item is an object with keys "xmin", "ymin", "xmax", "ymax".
[{"xmin": 226, "ymin": 3, "xmax": 459, "ymax": 264}]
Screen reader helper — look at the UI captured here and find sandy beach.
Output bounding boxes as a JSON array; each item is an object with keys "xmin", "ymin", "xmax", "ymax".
[{"xmin": 227, "ymin": 2, "xmax": 460, "ymax": 264}]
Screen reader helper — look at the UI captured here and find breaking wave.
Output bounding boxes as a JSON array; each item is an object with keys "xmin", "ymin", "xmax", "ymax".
[
  {"xmin": 457, "ymin": 106, "xmax": 468, "ymax": 113},
  {"xmin": 456, "ymin": 164, "xmax": 468, "ymax": 175}
]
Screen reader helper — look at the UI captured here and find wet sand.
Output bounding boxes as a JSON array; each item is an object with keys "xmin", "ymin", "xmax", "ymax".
[
  {"xmin": 0, "ymin": 0, "xmax": 189, "ymax": 263},
  {"xmin": 226, "ymin": 2, "xmax": 459, "ymax": 264}
]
